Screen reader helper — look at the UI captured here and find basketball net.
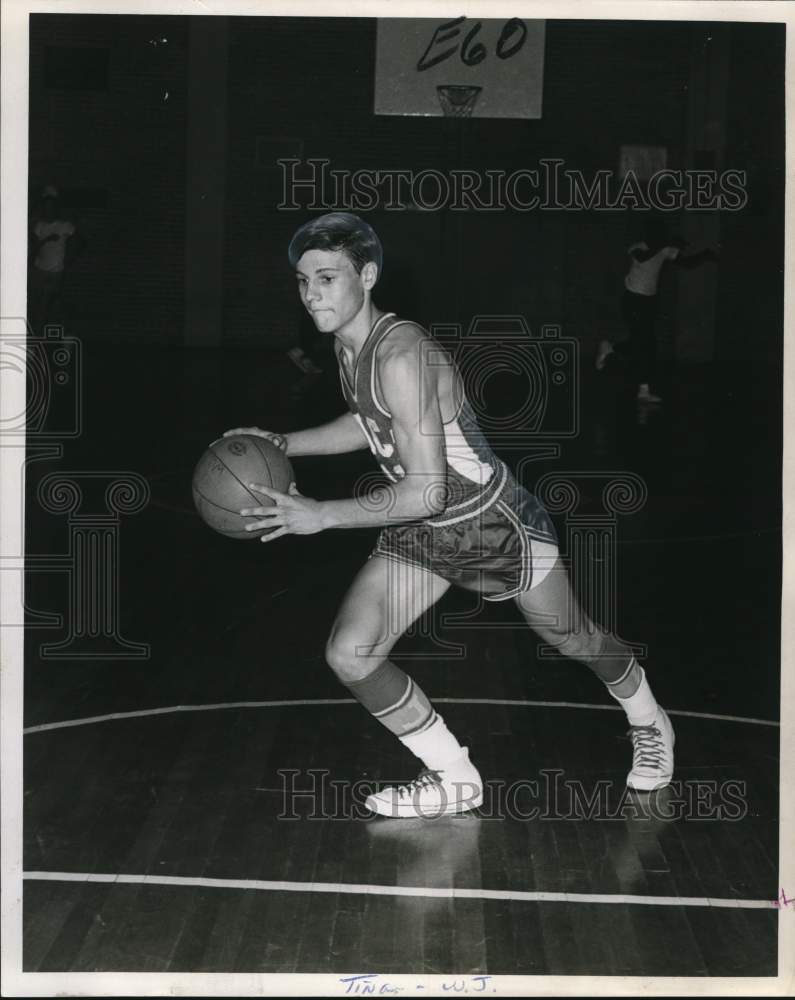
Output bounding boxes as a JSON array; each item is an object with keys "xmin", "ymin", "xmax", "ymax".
[{"xmin": 436, "ymin": 84, "xmax": 482, "ymax": 118}]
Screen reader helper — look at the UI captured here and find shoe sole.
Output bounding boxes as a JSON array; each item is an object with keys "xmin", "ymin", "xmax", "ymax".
[
  {"xmin": 626, "ymin": 775, "xmax": 673, "ymax": 792},
  {"xmin": 365, "ymin": 792, "xmax": 483, "ymax": 819}
]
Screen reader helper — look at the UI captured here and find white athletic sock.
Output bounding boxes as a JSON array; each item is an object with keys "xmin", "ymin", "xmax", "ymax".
[
  {"xmin": 609, "ymin": 665, "xmax": 659, "ymax": 726},
  {"xmin": 399, "ymin": 714, "xmax": 468, "ymax": 771}
]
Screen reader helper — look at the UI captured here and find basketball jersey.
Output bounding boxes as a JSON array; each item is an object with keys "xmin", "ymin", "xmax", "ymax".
[
  {"xmin": 624, "ymin": 241, "xmax": 680, "ymax": 296},
  {"xmin": 338, "ymin": 313, "xmax": 503, "ymax": 514},
  {"xmin": 33, "ymin": 219, "xmax": 75, "ymax": 273}
]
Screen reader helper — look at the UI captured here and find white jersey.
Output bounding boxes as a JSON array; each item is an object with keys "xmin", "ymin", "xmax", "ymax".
[
  {"xmin": 624, "ymin": 241, "xmax": 679, "ymax": 296},
  {"xmin": 339, "ymin": 313, "xmax": 499, "ymax": 500},
  {"xmin": 33, "ymin": 219, "xmax": 75, "ymax": 273}
]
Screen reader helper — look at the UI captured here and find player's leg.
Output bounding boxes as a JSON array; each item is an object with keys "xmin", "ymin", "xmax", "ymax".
[
  {"xmin": 622, "ymin": 290, "xmax": 659, "ymax": 402},
  {"xmin": 633, "ymin": 295, "xmax": 661, "ymax": 402},
  {"xmin": 595, "ymin": 337, "xmax": 615, "ymax": 371},
  {"xmin": 514, "ymin": 547, "xmax": 674, "ymax": 790},
  {"xmin": 326, "ymin": 554, "xmax": 482, "ymax": 816}
]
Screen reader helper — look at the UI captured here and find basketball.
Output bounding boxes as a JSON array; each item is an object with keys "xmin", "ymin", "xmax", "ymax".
[{"xmin": 192, "ymin": 434, "xmax": 294, "ymax": 540}]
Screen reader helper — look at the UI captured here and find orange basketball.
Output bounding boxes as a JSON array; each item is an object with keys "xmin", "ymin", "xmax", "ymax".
[{"xmin": 192, "ymin": 434, "xmax": 294, "ymax": 540}]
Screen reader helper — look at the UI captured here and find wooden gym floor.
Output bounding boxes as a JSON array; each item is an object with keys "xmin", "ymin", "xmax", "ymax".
[{"xmin": 20, "ymin": 342, "xmax": 781, "ymax": 976}]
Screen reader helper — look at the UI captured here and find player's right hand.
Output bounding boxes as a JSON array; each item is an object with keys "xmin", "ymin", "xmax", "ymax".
[{"xmin": 221, "ymin": 427, "xmax": 288, "ymax": 451}]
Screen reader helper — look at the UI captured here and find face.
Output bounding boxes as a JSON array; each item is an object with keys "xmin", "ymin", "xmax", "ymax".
[{"xmin": 295, "ymin": 248, "xmax": 374, "ymax": 334}]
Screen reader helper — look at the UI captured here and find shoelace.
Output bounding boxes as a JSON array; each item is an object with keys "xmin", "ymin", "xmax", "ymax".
[
  {"xmin": 628, "ymin": 723, "xmax": 665, "ymax": 769},
  {"xmin": 396, "ymin": 768, "xmax": 443, "ymax": 799}
]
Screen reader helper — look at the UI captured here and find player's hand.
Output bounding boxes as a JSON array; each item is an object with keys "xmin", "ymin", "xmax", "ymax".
[
  {"xmin": 240, "ymin": 482, "xmax": 324, "ymax": 541},
  {"xmin": 220, "ymin": 427, "xmax": 288, "ymax": 451}
]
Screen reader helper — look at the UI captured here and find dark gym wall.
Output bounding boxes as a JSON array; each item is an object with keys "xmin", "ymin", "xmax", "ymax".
[
  {"xmin": 222, "ymin": 17, "xmax": 693, "ymax": 349},
  {"xmin": 29, "ymin": 15, "xmax": 188, "ymax": 343},
  {"xmin": 716, "ymin": 22, "xmax": 785, "ymax": 366},
  {"xmin": 27, "ymin": 15, "xmax": 784, "ymax": 359}
]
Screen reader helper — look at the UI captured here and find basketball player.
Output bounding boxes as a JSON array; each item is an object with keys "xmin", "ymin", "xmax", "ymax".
[
  {"xmin": 226, "ymin": 213, "xmax": 675, "ymax": 818},
  {"xmin": 596, "ymin": 217, "xmax": 719, "ymax": 402}
]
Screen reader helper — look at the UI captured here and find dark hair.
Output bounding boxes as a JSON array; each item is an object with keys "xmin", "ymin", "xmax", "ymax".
[{"xmin": 288, "ymin": 212, "xmax": 382, "ymax": 280}]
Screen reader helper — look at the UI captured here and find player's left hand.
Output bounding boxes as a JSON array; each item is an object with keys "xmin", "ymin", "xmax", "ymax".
[{"xmin": 240, "ymin": 482, "xmax": 325, "ymax": 541}]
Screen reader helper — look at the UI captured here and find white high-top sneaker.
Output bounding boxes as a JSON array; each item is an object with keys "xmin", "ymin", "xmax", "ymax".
[
  {"xmin": 626, "ymin": 707, "xmax": 675, "ymax": 791},
  {"xmin": 365, "ymin": 749, "xmax": 483, "ymax": 818}
]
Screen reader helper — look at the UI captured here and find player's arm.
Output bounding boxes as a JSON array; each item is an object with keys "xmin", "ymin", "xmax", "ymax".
[
  {"xmin": 320, "ymin": 338, "xmax": 447, "ymax": 527},
  {"xmin": 222, "ymin": 411, "xmax": 369, "ymax": 457},
  {"xmin": 672, "ymin": 247, "xmax": 719, "ymax": 268},
  {"xmin": 630, "ymin": 244, "xmax": 664, "ymax": 263},
  {"xmin": 242, "ymin": 337, "xmax": 447, "ymax": 538},
  {"xmin": 283, "ymin": 412, "xmax": 369, "ymax": 456},
  {"xmin": 64, "ymin": 227, "xmax": 86, "ymax": 266}
]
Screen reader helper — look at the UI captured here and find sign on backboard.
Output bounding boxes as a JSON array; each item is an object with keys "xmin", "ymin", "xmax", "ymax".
[{"xmin": 375, "ymin": 18, "xmax": 546, "ymax": 119}]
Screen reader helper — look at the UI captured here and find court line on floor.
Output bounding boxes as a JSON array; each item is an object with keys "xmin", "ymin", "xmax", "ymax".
[
  {"xmin": 436, "ymin": 699, "xmax": 780, "ymax": 728},
  {"xmin": 23, "ymin": 870, "xmax": 777, "ymax": 910},
  {"xmin": 22, "ymin": 699, "xmax": 779, "ymax": 735}
]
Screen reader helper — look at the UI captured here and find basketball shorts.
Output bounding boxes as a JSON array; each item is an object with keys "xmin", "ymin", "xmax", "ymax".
[{"xmin": 372, "ymin": 462, "xmax": 559, "ymax": 601}]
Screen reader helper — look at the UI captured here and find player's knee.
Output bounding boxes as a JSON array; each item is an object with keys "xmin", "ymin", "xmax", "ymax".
[{"xmin": 325, "ymin": 630, "xmax": 374, "ymax": 683}]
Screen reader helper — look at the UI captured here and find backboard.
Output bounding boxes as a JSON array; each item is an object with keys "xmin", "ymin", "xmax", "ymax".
[{"xmin": 374, "ymin": 18, "xmax": 545, "ymax": 119}]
